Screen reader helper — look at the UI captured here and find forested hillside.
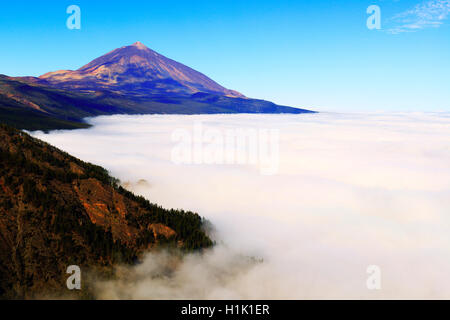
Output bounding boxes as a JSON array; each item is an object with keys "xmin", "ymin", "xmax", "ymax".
[{"xmin": 0, "ymin": 124, "xmax": 212, "ymax": 299}]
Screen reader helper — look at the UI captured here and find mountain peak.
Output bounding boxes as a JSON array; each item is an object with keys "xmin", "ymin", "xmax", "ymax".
[
  {"xmin": 39, "ymin": 42, "xmax": 245, "ymax": 98},
  {"xmin": 131, "ymin": 41, "xmax": 148, "ymax": 50}
]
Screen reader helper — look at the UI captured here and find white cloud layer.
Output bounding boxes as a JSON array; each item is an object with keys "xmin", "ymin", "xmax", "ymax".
[
  {"xmin": 388, "ymin": 0, "xmax": 450, "ymax": 33},
  {"xmin": 32, "ymin": 112, "xmax": 450, "ymax": 299}
]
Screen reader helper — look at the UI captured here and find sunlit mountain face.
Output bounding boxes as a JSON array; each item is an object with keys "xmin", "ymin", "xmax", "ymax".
[
  {"xmin": 39, "ymin": 42, "xmax": 244, "ymax": 98},
  {"xmin": 0, "ymin": 42, "xmax": 313, "ymax": 131}
]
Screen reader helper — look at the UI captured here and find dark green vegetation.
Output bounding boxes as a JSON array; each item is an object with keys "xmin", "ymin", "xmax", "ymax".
[
  {"xmin": 0, "ymin": 75, "xmax": 315, "ymax": 131},
  {"xmin": 0, "ymin": 75, "xmax": 125, "ymax": 131},
  {"xmin": 0, "ymin": 105, "xmax": 91, "ymax": 131},
  {"xmin": 0, "ymin": 124, "xmax": 212, "ymax": 299}
]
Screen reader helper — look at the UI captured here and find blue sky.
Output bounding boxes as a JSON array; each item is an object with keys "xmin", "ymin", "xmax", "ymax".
[{"xmin": 0, "ymin": 0, "xmax": 449, "ymax": 111}]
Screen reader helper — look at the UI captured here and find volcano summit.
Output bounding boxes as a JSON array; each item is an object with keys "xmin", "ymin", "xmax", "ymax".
[
  {"xmin": 40, "ymin": 42, "xmax": 244, "ymax": 98},
  {"xmin": 0, "ymin": 42, "xmax": 314, "ymax": 131}
]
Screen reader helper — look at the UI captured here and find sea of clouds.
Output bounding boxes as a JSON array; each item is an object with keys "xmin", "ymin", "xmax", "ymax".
[{"xmin": 32, "ymin": 112, "xmax": 450, "ymax": 299}]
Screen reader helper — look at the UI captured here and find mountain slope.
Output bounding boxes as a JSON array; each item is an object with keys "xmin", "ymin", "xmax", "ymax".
[
  {"xmin": 0, "ymin": 124, "xmax": 212, "ymax": 299},
  {"xmin": 40, "ymin": 42, "xmax": 244, "ymax": 98},
  {"xmin": 0, "ymin": 75, "xmax": 128, "ymax": 131},
  {"xmin": 0, "ymin": 75, "xmax": 314, "ymax": 131},
  {"xmin": 0, "ymin": 42, "xmax": 315, "ymax": 131}
]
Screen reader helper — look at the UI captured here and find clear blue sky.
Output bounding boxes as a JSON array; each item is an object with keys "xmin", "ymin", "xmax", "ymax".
[{"xmin": 0, "ymin": 0, "xmax": 449, "ymax": 111}]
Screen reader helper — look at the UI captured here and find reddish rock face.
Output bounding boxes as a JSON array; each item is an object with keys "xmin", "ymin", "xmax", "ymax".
[{"xmin": 39, "ymin": 42, "xmax": 244, "ymax": 98}]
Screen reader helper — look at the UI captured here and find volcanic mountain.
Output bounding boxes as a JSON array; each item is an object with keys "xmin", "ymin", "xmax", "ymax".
[
  {"xmin": 0, "ymin": 42, "xmax": 315, "ymax": 131},
  {"xmin": 40, "ymin": 42, "xmax": 244, "ymax": 98}
]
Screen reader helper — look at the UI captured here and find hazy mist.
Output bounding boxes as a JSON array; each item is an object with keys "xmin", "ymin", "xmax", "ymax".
[{"xmin": 32, "ymin": 112, "xmax": 450, "ymax": 299}]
